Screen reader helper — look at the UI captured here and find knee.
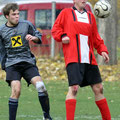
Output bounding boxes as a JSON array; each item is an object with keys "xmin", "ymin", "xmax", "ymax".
[
  {"xmin": 71, "ymin": 85, "xmax": 79, "ymax": 96},
  {"xmin": 11, "ymin": 89, "xmax": 21, "ymax": 99},
  {"xmin": 92, "ymin": 84, "xmax": 103, "ymax": 95},
  {"xmin": 11, "ymin": 81, "xmax": 21, "ymax": 99},
  {"xmin": 66, "ymin": 85, "xmax": 79, "ymax": 99},
  {"xmin": 35, "ymin": 81, "xmax": 47, "ymax": 93}
]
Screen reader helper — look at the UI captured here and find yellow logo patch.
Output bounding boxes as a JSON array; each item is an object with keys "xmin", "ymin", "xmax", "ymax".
[{"xmin": 11, "ymin": 36, "xmax": 23, "ymax": 47}]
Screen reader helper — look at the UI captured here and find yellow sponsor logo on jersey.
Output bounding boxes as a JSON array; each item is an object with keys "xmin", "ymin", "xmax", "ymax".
[{"xmin": 11, "ymin": 35, "xmax": 23, "ymax": 47}]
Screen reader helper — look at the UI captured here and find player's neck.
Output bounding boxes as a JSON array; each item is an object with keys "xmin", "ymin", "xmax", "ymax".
[
  {"xmin": 74, "ymin": 5, "xmax": 84, "ymax": 12},
  {"xmin": 6, "ymin": 21, "xmax": 18, "ymax": 27}
]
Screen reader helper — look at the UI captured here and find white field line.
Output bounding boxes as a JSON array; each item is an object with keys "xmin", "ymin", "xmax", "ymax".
[{"xmin": 0, "ymin": 114, "xmax": 120, "ymax": 120}]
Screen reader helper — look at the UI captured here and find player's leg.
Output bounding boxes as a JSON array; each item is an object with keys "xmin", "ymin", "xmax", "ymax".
[
  {"xmin": 91, "ymin": 83, "xmax": 104, "ymax": 101},
  {"xmin": 66, "ymin": 85, "xmax": 79, "ymax": 120},
  {"xmin": 31, "ymin": 76, "xmax": 52, "ymax": 120},
  {"xmin": 22, "ymin": 63, "xmax": 52, "ymax": 120},
  {"xmin": 91, "ymin": 83, "xmax": 111, "ymax": 120},
  {"xmin": 87, "ymin": 64, "xmax": 111, "ymax": 120},
  {"xmin": 66, "ymin": 63, "xmax": 83, "ymax": 120},
  {"xmin": 5, "ymin": 65, "xmax": 22, "ymax": 120},
  {"xmin": 9, "ymin": 80, "xmax": 21, "ymax": 120}
]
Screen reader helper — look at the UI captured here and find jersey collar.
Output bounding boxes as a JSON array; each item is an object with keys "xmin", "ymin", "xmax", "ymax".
[{"xmin": 73, "ymin": 6, "xmax": 87, "ymax": 14}]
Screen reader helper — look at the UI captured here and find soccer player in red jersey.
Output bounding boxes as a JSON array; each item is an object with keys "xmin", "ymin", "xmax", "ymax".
[{"xmin": 52, "ymin": 0, "xmax": 111, "ymax": 120}]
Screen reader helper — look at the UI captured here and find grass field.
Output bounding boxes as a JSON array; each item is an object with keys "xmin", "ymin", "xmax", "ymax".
[{"xmin": 0, "ymin": 80, "xmax": 120, "ymax": 120}]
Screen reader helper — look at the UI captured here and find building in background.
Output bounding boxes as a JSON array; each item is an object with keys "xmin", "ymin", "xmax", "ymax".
[{"xmin": 0, "ymin": 0, "xmax": 92, "ymax": 56}]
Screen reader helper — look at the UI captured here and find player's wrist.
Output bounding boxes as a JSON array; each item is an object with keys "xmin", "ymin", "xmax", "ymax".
[
  {"xmin": 32, "ymin": 36, "xmax": 39, "ymax": 43},
  {"xmin": 61, "ymin": 33, "xmax": 67, "ymax": 39}
]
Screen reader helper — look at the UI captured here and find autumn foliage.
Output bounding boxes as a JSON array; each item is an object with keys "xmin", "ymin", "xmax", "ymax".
[{"xmin": 1, "ymin": 56, "xmax": 119, "ymax": 82}]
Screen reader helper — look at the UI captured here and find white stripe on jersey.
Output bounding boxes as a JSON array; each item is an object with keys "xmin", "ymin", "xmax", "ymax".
[
  {"xmin": 80, "ymin": 34, "xmax": 90, "ymax": 64},
  {"xmin": 75, "ymin": 10, "xmax": 89, "ymax": 23},
  {"xmin": 74, "ymin": 10, "xmax": 90, "ymax": 63}
]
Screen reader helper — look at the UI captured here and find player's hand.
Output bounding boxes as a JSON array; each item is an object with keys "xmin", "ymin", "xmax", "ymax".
[
  {"xmin": 25, "ymin": 34, "xmax": 37, "ymax": 41},
  {"xmin": 62, "ymin": 36, "xmax": 70, "ymax": 44},
  {"xmin": 101, "ymin": 52, "xmax": 109, "ymax": 63}
]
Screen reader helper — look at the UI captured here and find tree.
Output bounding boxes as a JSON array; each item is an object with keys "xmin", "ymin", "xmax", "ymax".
[{"xmin": 97, "ymin": 0, "xmax": 118, "ymax": 65}]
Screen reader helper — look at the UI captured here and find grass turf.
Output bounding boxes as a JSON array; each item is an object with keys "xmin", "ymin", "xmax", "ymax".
[{"xmin": 0, "ymin": 80, "xmax": 120, "ymax": 120}]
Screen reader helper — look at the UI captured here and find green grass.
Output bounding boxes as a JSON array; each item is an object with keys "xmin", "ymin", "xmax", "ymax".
[{"xmin": 0, "ymin": 80, "xmax": 120, "ymax": 120}]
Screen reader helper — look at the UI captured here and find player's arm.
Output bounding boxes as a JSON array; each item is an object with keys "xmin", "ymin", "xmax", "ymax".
[
  {"xmin": 0, "ymin": 36, "xmax": 2, "ymax": 62},
  {"xmin": 0, "ymin": 33, "xmax": 3, "ymax": 60},
  {"xmin": 92, "ymin": 14, "xmax": 109, "ymax": 55},
  {"xmin": 26, "ymin": 21, "xmax": 42, "ymax": 44},
  {"xmin": 101, "ymin": 52, "xmax": 109, "ymax": 63},
  {"xmin": 25, "ymin": 34, "xmax": 39, "ymax": 43},
  {"xmin": 0, "ymin": 32, "xmax": 6, "ymax": 70},
  {"xmin": 92, "ymin": 14, "xmax": 109, "ymax": 63},
  {"xmin": 52, "ymin": 9, "xmax": 70, "ymax": 44}
]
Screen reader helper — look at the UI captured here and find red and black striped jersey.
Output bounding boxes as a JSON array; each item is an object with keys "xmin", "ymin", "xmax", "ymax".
[{"xmin": 52, "ymin": 7, "xmax": 108, "ymax": 67}]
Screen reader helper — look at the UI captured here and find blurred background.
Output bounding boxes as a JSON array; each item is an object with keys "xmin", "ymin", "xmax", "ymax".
[
  {"xmin": 0, "ymin": 1, "xmax": 120, "ymax": 119},
  {"xmin": 0, "ymin": 0, "xmax": 120, "ymax": 81},
  {"xmin": 0, "ymin": 0, "xmax": 120, "ymax": 64}
]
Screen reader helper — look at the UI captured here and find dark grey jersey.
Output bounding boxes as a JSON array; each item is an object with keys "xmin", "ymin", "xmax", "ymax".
[{"xmin": 0, "ymin": 20, "xmax": 42, "ymax": 69}]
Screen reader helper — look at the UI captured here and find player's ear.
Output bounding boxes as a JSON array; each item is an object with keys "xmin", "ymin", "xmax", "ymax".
[{"xmin": 5, "ymin": 15, "xmax": 9, "ymax": 19}]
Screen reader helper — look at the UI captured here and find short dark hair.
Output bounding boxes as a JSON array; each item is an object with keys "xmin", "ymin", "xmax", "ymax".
[{"xmin": 2, "ymin": 3, "xmax": 19, "ymax": 17}]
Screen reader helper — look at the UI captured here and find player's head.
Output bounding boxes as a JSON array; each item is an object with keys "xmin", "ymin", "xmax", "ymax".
[
  {"xmin": 73, "ymin": 0, "xmax": 88, "ymax": 10},
  {"xmin": 2, "ymin": 3, "xmax": 19, "ymax": 26}
]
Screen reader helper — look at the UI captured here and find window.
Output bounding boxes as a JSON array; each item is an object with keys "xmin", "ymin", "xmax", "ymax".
[
  {"xmin": 19, "ymin": 10, "xmax": 27, "ymax": 20},
  {"xmin": 35, "ymin": 9, "xmax": 62, "ymax": 30},
  {"xmin": 35, "ymin": 10, "xmax": 52, "ymax": 30}
]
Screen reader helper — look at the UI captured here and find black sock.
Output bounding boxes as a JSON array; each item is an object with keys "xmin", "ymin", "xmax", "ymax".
[
  {"xmin": 38, "ymin": 92, "xmax": 51, "ymax": 118},
  {"xmin": 9, "ymin": 98, "xmax": 18, "ymax": 120}
]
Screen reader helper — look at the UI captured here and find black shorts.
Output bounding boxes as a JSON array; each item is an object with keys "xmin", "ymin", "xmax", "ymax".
[
  {"xmin": 66, "ymin": 63, "xmax": 102, "ymax": 87},
  {"xmin": 5, "ymin": 62, "xmax": 40, "ymax": 86}
]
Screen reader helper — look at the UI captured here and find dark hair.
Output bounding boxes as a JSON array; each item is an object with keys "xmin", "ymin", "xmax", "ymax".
[{"xmin": 2, "ymin": 3, "xmax": 19, "ymax": 17}]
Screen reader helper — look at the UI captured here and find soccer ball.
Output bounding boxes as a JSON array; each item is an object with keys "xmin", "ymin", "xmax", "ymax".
[{"xmin": 94, "ymin": 0, "xmax": 111, "ymax": 18}]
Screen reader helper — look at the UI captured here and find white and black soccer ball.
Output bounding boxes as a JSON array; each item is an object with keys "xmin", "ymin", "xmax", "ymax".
[{"xmin": 94, "ymin": 0, "xmax": 111, "ymax": 18}]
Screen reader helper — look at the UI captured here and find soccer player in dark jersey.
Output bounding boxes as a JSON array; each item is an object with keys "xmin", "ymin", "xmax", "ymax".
[
  {"xmin": 52, "ymin": 0, "xmax": 111, "ymax": 120},
  {"xmin": 0, "ymin": 3, "xmax": 52, "ymax": 120}
]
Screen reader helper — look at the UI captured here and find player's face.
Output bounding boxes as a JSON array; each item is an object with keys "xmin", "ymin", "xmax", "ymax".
[
  {"xmin": 73, "ymin": 0, "xmax": 87, "ymax": 10},
  {"xmin": 6, "ymin": 9, "xmax": 19, "ymax": 26}
]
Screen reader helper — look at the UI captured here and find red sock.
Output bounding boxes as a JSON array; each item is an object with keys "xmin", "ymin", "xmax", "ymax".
[
  {"xmin": 65, "ymin": 99, "xmax": 76, "ymax": 120},
  {"xmin": 96, "ymin": 98, "xmax": 111, "ymax": 120}
]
